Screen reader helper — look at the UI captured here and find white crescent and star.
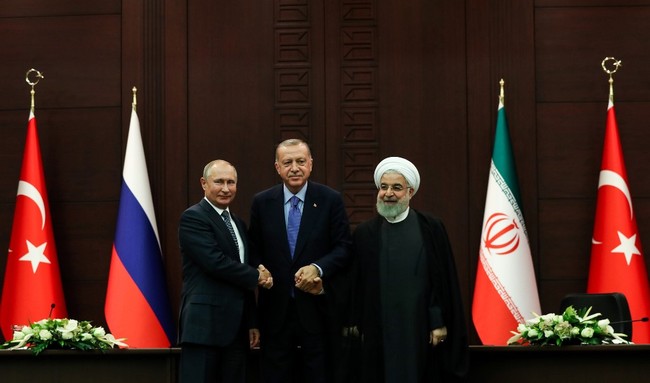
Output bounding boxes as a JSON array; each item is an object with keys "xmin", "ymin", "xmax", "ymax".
[
  {"xmin": 598, "ymin": 170, "xmax": 633, "ymax": 219},
  {"xmin": 10, "ymin": 180, "xmax": 51, "ymax": 273},
  {"xmin": 592, "ymin": 169, "xmax": 641, "ymax": 264},
  {"xmin": 611, "ymin": 232, "xmax": 641, "ymax": 266},
  {"xmin": 19, "ymin": 240, "xmax": 50, "ymax": 273},
  {"xmin": 17, "ymin": 180, "xmax": 46, "ymax": 229}
]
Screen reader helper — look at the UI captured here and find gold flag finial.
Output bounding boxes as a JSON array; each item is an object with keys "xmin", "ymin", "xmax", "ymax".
[
  {"xmin": 499, "ymin": 78, "xmax": 505, "ymax": 105},
  {"xmin": 601, "ymin": 57, "xmax": 622, "ymax": 103},
  {"xmin": 25, "ymin": 68, "xmax": 44, "ymax": 114},
  {"xmin": 132, "ymin": 86, "xmax": 137, "ymax": 111}
]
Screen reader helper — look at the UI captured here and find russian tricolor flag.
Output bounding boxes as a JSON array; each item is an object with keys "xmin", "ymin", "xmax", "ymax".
[{"xmin": 104, "ymin": 102, "xmax": 175, "ymax": 347}]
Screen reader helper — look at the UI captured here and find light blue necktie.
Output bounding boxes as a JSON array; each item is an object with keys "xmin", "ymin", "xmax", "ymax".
[{"xmin": 287, "ymin": 196, "xmax": 301, "ymax": 258}]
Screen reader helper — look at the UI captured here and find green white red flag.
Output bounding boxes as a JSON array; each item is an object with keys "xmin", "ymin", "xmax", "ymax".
[{"xmin": 472, "ymin": 83, "xmax": 541, "ymax": 344}]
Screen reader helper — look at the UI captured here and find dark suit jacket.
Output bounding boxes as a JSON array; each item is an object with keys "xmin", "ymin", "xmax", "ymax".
[
  {"xmin": 178, "ymin": 198, "xmax": 259, "ymax": 347},
  {"xmin": 248, "ymin": 181, "xmax": 352, "ymax": 334}
]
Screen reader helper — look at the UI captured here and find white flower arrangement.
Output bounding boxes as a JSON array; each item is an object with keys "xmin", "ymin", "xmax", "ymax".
[
  {"xmin": 507, "ymin": 306, "xmax": 630, "ymax": 346},
  {"xmin": 1, "ymin": 318, "xmax": 128, "ymax": 355}
]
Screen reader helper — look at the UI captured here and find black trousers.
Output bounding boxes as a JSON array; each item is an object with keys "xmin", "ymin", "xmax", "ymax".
[
  {"xmin": 260, "ymin": 299, "xmax": 327, "ymax": 383},
  {"xmin": 179, "ymin": 325, "xmax": 248, "ymax": 383}
]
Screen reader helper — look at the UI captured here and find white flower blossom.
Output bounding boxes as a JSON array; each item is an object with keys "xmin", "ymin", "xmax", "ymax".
[
  {"xmin": 93, "ymin": 327, "xmax": 106, "ymax": 337},
  {"xmin": 38, "ymin": 329, "xmax": 53, "ymax": 340},
  {"xmin": 580, "ymin": 327, "xmax": 594, "ymax": 338}
]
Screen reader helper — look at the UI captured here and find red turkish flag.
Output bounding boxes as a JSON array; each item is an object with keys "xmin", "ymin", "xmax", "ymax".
[
  {"xmin": 0, "ymin": 113, "xmax": 68, "ymax": 341},
  {"xmin": 587, "ymin": 100, "xmax": 650, "ymax": 343}
]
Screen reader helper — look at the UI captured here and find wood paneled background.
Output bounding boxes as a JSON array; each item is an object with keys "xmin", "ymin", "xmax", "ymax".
[{"xmin": 1, "ymin": 0, "xmax": 650, "ymax": 345}]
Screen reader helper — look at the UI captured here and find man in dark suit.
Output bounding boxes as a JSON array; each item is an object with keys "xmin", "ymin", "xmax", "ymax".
[
  {"xmin": 178, "ymin": 159, "xmax": 273, "ymax": 383},
  {"xmin": 248, "ymin": 139, "xmax": 352, "ymax": 383}
]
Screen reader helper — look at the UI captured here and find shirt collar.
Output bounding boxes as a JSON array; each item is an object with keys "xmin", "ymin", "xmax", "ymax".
[
  {"xmin": 204, "ymin": 197, "xmax": 230, "ymax": 216},
  {"xmin": 283, "ymin": 182, "xmax": 308, "ymax": 204}
]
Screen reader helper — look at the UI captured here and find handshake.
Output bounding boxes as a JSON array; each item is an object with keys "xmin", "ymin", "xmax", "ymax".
[{"xmin": 257, "ymin": 264, "xmax": 273, "ymax": 289}]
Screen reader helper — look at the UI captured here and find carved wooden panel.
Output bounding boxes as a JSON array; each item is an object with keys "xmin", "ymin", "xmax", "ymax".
[
  {"xmin": 339, "ymin": 0, "xmax": 378, "ymax": 226},
  {"xmin": 274, "ymin": 0, "xmax": 312, "ymax": 143}
]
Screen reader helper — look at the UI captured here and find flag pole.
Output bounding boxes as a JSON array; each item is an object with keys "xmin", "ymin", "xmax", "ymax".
[
  {"xmin": 601, "ymin": 57, "xmax": 621, "ymax": 103},
  {"xmin": 25, "ymin": 68, "xmax": 44, "ymax": 114},
  {"xmin": 132, "ymin": 86, "xmax": 137, "ymax": 112},
  {"xmin": 499, "ymin": 78, "xmax": 505, "ymax": 105}
]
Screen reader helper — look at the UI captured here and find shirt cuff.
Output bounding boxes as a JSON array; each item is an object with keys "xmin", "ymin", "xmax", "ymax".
[{"xmin": 311, "ymin": 263, "xmax": 323, "ymax": 277}]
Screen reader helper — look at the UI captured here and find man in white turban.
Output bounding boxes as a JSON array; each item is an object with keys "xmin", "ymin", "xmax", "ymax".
[
  {"xmin": 350, "ymin": 156, "xmax": 469, "ymax": 383},
  {"xmin": 373, "ymin": 156, "xmax": 421, "ymax": 196}
]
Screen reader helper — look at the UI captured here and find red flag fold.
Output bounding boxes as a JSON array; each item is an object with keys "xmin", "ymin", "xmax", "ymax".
[
  {"xmin": 0, "ymin": 113, "xmax": 68, "ymax": 341},
  {"xmin": 587, "ymin": 101, "xmax": 650, "ymax": 343}
]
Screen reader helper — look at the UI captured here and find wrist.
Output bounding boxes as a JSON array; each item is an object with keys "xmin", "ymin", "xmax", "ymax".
[{"xmin": 311, "ymin": 263, "xmax": 322, "ymax": 277}]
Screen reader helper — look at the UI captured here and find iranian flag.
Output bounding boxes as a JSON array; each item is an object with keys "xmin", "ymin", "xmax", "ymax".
[
  {"xmin": 587, "ymin": 97, "xmax": 650, "ymax": 343},
  {"xmin": 472, "ymin": 81, "xmax": 541, "ymax": 345}
]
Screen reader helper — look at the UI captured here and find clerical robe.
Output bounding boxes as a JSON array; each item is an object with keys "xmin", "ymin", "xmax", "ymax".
[{"xmin": 351, "ymin": 209, "xmax": 469, "ymax": 383}]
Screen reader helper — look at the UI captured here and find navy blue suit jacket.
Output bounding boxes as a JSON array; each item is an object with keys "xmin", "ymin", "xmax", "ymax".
[
  {"xmin": 178, "ymin": 199, "xmax": 259, "ymax": 347},
  {"xmin": 248, "ymin": 181, "xmax": 352, "ymax": 334}
]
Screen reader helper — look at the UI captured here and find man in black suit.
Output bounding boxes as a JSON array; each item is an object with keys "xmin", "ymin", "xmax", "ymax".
[
  {"xmin": 248, "ymin": 139, "xmax": 352, "ymax": 383},
  {"xmin": 178, "ymin": 159, "xmax": 273, "ymax": 383}
]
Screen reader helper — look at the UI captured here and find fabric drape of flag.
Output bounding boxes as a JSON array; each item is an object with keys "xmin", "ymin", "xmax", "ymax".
[
  {"xmin": 472, "ymin": 85, "xmax": 541, "ymax": 345},
  {"xmin": 587, "ymin": 98, "xmax": 650, "ymax": 343},
  {"xmin": 104, "ymin": 107, "xmax": 175, "ymax": 347},
  {"xmin": 0, "ymin": 112, "xmax": 68, "ymax": 341}
]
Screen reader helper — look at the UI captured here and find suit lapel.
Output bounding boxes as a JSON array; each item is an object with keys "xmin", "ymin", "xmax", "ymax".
[{"xmin": 199, "ymin": 199, "xmax": 240, "ymax": 262}]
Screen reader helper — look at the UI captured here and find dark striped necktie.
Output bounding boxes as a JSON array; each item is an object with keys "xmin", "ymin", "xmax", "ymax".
[{"xmin": 221, "ymin": 210, "xmax": 239, "ymax": 253}]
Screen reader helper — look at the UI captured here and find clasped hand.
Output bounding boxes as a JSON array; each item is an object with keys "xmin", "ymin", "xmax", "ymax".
[
  {"xmin": 257, "ymin": 264, "xmax": 273, "ymax": 289},
  {"xmin": 294, "ymin": 265, "xmax": 323, "ymax": 295}
]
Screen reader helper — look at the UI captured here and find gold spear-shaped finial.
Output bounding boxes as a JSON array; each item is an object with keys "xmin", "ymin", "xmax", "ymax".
[
  {"xmin": 601, "ymin": 57, "xmax": 622, "ymax": 103},
  {"xmin": 25, "ymin": 68, "xmax": 44, "ymax": 114},
  {"xmin": 132, "ymin": 86, "xmax": 138, "ymax": 111},
  {"xmin": 499, "ymin": 78, "xmax": 505, "ymax": 105}
]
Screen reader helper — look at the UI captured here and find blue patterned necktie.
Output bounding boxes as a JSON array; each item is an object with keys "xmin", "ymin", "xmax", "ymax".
[
  {"xmin": 221, "ymin": 210, "xmax": 239, "ymax": 254},
  {"xmin": 287, "ymin": 196, "xmax": 302, "ymax": 258}
]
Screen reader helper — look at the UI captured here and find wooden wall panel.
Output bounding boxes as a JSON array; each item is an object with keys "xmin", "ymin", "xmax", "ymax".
[
  {"xmin": 0, "ymin": 15, "xmax": 121, "ymax": 110},
  {"xmin": 187, "ymin": 0, "xmax": 276, "ymax": 215},
  {"xmin": 536, "ymin": 6, "xmax": 650, "ymax": 102},
  {"xmin": 0, "ymin": 1, "xmax": 120, "ymax": 17},
  {"xmin": 161, "ymin": 0, "xmax": 189, "ymax": 325},
  {"xmin": 374, "ymin": 0, "xmax": 473, "ymax": 302}
]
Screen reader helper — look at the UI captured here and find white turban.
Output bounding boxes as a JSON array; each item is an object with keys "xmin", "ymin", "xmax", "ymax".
[{"xmin": 374, "ymin": 156, "xmax": 421, "ymax": 195}]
